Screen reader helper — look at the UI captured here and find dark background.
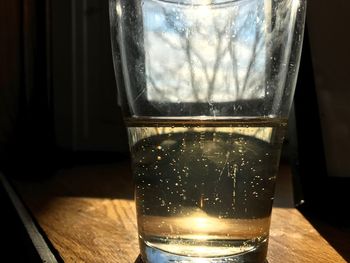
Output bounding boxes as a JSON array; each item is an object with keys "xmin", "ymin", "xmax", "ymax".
[{"xmin": 1, "ymin": 0, "xmax": 350, "ymax": 261}]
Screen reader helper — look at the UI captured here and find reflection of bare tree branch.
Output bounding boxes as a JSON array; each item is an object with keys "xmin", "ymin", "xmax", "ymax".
[
  {"xmin": 154, "ymin": 31, "xmax": 182, "ymax": 50},
  {"xmin": 228, "ymin": 38, "xmax": 240, "ymax": 97},
  {"xmin": 207, "ymin": 22, "xmax": 230, "ymax": 99},
  {"xmin": 157, "ymin": 8, "xmax": 201, "ymax": 100},
  {"xmin": 147, "ymin": 5, "xmax": 265, "ymax": 103},
  {"xmin": 227, "ymin": 11, "xmax": 250, "ymax": 99},
  {"xmin": 184, "ymin": 37, "xmax": 200, "ymax": 100},
  {"xmin": 148, "ymin": 76, "xmax": 166, "ymax": 100},
  {"xmin": 190, "ymin": 47, "xmax": 210, "ymax": 84},
  {"xmin": 241, "ymin": 29, "xmax": 261, "ymax": 97}
]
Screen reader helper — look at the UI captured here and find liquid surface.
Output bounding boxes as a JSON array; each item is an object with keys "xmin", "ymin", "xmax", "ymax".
[{"xmin": 127, "ymin": 117, "xmax": 286, "ymax": 260}]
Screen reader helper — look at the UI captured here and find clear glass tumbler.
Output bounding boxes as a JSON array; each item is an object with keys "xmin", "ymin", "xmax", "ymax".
[{"xmin": 109, "ymin": 0, "xmax": 306, "ymax": 262}]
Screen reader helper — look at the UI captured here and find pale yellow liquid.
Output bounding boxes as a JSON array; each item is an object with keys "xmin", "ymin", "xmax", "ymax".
[{"xmin": 127, "ymin": 117, "xmax": 286, "ymax": 260}]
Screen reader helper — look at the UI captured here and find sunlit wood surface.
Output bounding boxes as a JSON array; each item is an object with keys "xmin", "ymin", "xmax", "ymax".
[{"xmin": 13, "ymin": 162, "xmax": 345, "ymax": 262}]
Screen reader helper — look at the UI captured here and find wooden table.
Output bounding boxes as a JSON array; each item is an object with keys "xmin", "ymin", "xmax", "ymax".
[{"xmin": 4, "ymin": 162, "xmax": 346, "ymax": 263}]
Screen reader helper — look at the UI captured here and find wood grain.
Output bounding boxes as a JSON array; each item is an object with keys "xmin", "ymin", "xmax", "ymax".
[
  {"xmin": 268, "ymin": 208, "xmax": 345, "ymax": 263},
  {"xmin": 13, "ymin": 162, "xmax": 346, "ymax": 263}
]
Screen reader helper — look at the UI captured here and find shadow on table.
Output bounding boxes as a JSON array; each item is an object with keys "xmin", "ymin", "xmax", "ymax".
[
  {"xmin": 134, "ymin": 255, "xmax": 143, "ymax": 263},
  {"xmin": 11, "ymin": 158, "xmax": 134, "ymax": 200},
  {"xmin": 9, "ymin": 151, "xmax": 294, "ymax": 213}
]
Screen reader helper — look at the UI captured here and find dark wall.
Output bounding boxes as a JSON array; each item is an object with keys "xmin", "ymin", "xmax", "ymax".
[
  {"xmin": 307, "ymin": 0, "xmax": 350, "ymax": 178},
  {"xmin": 0, "ymin": 0, "xmax": 22, "ymax": 155},
  {"xmin": 1, "ymin": 0, "xmax": 129, "ymax": 178},
  {"xmin": 51, "ymin": 0, "xmax": 128, "ymax": 152}
]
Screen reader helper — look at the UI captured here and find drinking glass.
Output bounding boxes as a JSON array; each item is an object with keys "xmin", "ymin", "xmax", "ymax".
[{"xmin": 109, "ymin": 0, "xmax": 306, "ymax": 262}]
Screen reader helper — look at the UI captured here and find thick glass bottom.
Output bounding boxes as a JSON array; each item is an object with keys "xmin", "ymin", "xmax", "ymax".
[{"xmin": 140, "ymin": 237, "xmax": 268, "ymax": 263}]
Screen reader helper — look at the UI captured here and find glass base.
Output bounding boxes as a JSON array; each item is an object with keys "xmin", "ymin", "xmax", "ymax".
[{"xmin": 139, "ymin": 240, "xmax": 268, "ymax": 263}]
